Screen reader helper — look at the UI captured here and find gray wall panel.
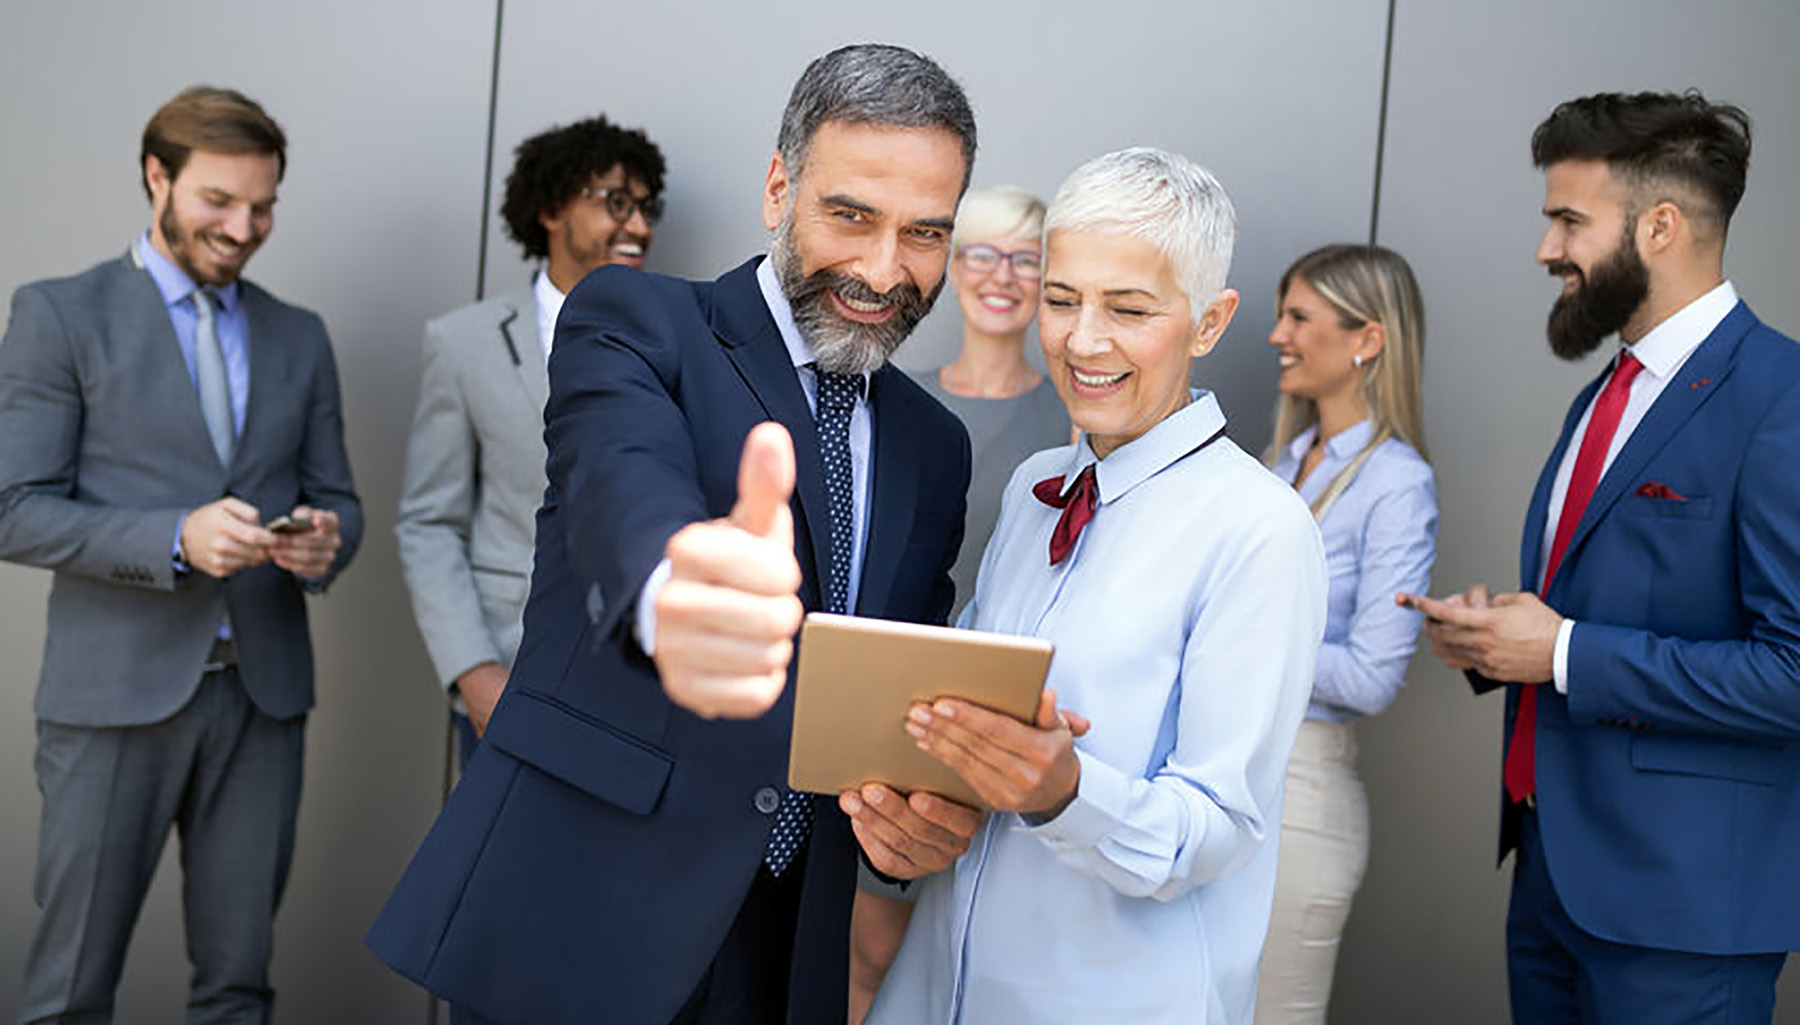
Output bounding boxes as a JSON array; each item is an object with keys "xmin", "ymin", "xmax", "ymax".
[
  {"xmin": 483, "ymin": 0, "xmax": 1390, "ymax": 457},
  {"xmin": 0, "ymin": 2, "xmax": 496, "ymax": 1022},
  {"xmin": 1345, "ymin": 2, "xmax": 1800, "ymax": 1021}
]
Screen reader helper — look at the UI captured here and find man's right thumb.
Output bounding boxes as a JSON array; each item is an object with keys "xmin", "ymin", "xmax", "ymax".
[{"xmin": 730, "ymin": 422, "xmax": 796, "ymax": 539}]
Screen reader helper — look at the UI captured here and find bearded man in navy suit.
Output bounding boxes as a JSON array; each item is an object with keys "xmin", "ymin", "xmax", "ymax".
[
  {"xmin": 369, "ymin": 44, "xmax": 984, "ymax": 1025},
  {"xmin": 1407, "ymin": 91, "xmax": 1800, "ymax": 1024}
]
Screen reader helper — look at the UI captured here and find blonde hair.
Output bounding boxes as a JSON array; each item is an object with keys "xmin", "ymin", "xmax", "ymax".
[
  {"xmin": 950, "ymin": 185, "xmax": 1045, "ymax": 250},
  {"xmin": 1268, "ymin": 244, "xmax": 1429, "ymax": 463}
]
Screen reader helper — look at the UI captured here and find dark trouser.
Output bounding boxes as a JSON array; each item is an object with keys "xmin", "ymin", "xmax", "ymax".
[
  {"xmin": 1506, "ymin": 807, "xmax": 1785, "ymax": 1025},
  {"xmin": 448, "ymin": 850, "xmax": 808, "ymax": 1025},
  {"xmin": 19, "ymin": 667, "xmax": 305, "ymax": 1025}
]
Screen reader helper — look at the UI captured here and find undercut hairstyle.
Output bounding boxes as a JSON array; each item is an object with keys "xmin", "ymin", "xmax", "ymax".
[
  {"xmin": 777, "ymin": 43, "xmax": 977, "ymax": 192},
  {"xmin": 1044, "ymin": 147, "xmax": 1238, "ymax": 327},
  {"xmin": 1531, "ymin": 90, "xmax": 1752, "ymax": 244},
  {"xmin": 1268, "ymin": 244, "xmax": 1430, "ymax": 464},
  {"xmin": 140, "ymin": 86, "xmax": 287, "ymax": 200},
  {"xmin": 500, "ymin": 115, "xmax": 667, "ymax": 261},
  {"xmin": 951, "ymin": 185, "xmax": 1046, "ymax": 251}
]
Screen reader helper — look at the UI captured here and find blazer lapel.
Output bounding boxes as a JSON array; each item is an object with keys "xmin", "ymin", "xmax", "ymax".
[
  {"xmin": 854, "ymin": 365, "xmax": 917, "ymax": 616},
  {"xmin": 236, "ymin": 285, "xmax": 284, "ymax": 476},
  {"xmin": 1550, "ymin": 302, "xmax": 1752, "ymax": 597},
  {"xmin": 124, "ymin": 250, "xmax": 227, "ymax": 475},
  {"xmin": 497, "ymin": 285, "xmax": 548, "ymax": 416},
  {"xmin": 1521, "ymin": 369, "xmax": 1605, "ymax": 591},
  {"xmin": 710, "ymin": 259, "xmax": 832, "ymax": 591}
]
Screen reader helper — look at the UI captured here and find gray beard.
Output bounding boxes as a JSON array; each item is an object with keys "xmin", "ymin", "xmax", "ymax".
[{"xmin": 769, "ymin": 213, "xmax": 941, "ymax": 376}]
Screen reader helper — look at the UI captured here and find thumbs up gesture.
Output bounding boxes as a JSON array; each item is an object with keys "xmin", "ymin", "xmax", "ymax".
[{"xmin": 652, "ymin": 422, "xmax": 807, "ymax": 718}]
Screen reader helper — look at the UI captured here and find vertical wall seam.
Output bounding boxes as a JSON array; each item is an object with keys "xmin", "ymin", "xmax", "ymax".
[
  {"xmin": 1368, "ymin": 0, "xmax": 1397, "ymax": 245},
  {"xmin": 474, "ymin": 0, "xmax": 507, "ymax": 301}
]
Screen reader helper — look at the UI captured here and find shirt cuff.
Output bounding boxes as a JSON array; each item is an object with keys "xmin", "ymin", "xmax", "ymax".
[
  {"xmin": 1024, "ymin": 749, "xmax": 1124, "ymax": 850},
  {"xmin": 635, "ymin": 558, "xmax": 674, "ymax": 656},
  {"xmin": 172, "ymin": 512, "xmax": 191, "ymax": 574},
  {"xmin": 1553, "ymin": 618, "xmax": 1576, "ymax": 694}
]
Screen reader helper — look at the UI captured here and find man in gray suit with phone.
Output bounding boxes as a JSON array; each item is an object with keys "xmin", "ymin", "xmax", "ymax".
[
  {"xmin": 0, "ymin": 85, "xmax": 361, "ymax": 1024},
  {"xmin": 395, "ymin": 115, "xmax": 664, "ymax": 758}
]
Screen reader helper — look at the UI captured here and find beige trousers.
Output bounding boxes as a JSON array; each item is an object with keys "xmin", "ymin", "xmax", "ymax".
[{"xmin": 1254, "ymin": 720, "xmax": 1370, "ymax": 1025}]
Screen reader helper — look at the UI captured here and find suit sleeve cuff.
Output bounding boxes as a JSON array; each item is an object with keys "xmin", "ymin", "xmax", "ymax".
[
  {"xmin": 1553, "ymin": 618, "xmax": 1575, "ymax": 694},
  {"xmin": 634, "ymin": 557, "xmax": 674, "ymax": 656}
]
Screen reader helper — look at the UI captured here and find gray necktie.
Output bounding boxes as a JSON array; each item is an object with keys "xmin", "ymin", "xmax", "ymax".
[{"xmin": 192, "ymin": 289, "xmax": 234, "ymax": 467}]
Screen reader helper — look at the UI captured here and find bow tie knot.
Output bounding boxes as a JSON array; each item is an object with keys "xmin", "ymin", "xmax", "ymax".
[{"xmin": 1032, "ymin": 464, "xmax": 1098, "ymax": 566}]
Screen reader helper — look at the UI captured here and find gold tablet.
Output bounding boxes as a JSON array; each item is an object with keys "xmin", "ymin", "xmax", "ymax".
[{"xmin": 788, "ymin": 612, "xmax": 1054, "ymax": 809}]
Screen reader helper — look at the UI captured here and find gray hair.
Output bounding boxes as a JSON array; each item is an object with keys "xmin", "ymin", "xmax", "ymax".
[
  {"xmin": 776, "ymin": 44, "xmax": 977, "ymax": 191},
  {"xmin": 951, "ymin": 185, "xmax": 1046, "ymax": 251},
  {"xmin": 1044, "ymin": 147, "xmax": 1238, "ymax": 323}
]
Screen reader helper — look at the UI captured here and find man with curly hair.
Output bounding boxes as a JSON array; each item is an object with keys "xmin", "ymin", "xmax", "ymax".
[{"xmin": 396, "ymin": 114, "xmax": 666, "ymax": 760}]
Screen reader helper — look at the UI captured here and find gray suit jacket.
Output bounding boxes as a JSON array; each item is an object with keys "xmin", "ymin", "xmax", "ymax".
[
  {"xmin": 0, "ymin": 250, "xmax": 363, "ymax": 727},
  {"xmin": 395, "ymin": 283, "xmax": 548, "ymax": 690}
]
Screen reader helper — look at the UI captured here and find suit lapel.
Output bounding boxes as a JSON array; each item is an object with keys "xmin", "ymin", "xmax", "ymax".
[
  {"xmin": 855, "ymin": 365, "xmax": 917, "ymax": 617},
  {"xmin": 236, "ymin": 285, "xmax": 284, "ymax": 476},
  {"xmin": 1522, "ymin": 370, "xmax": 1605, "ymax": 591},
  {"xmin": 1550, "ymin": 302, "xmax": 1752, "ymax": 597},
  {"xmin": 710, "ymin": 259, "xmax": 832, "ymax": 590},
  {"xmin": 124, "ymin": 250, "xmax": 227, "ymax": 475},
  {"xmin": 497, "ymin": 285, "xmax": 548, "ymax": 416}
]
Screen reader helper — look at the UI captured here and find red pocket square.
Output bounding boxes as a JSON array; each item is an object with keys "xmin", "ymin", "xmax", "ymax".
[{"xmin": 1635, "ymin": 481, "xmax": 1687, "ymax": 501}]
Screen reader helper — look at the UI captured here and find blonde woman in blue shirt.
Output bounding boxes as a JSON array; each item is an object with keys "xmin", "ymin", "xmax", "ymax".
[
  {"xmin": 1255, "ymin": 244, "xmax": 1437, "ymax": 1025},
  {"xmin": 863, "ymin": 148, "xmax": 1327, "ymax": 1025}
]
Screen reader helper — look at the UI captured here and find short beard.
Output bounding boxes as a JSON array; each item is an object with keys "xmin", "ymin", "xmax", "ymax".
[
  {"xmin": 1544, "ymin": 219, "xmax": 1650, "ymax": 361},
  {"xmin": 770, "ymin": 210, "xmax": 941, "ymax": 375},
  {"xmin": 160, "ymin": 200, "xmax": 241, "ymax": 287}
]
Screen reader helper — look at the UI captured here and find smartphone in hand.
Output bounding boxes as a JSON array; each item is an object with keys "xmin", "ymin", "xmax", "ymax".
[{"xmin": 265, "ymin": 514, "xmax": 313, "ymax": 535}]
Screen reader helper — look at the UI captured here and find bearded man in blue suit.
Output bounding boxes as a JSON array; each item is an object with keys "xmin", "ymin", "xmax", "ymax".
[
  {"xmin": 1407, "ymin": 91, "xmax": 1800, "ymax": 1024},
  {"xmin": 369, "ymin": 44, "xmax": 984, "ymax": 1025}
]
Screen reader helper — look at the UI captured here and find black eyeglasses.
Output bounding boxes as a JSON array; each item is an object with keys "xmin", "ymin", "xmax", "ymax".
[
  {"xmin": 581, "ymin": 186, "xmax": 664, "ymax": 225},
  {"xmin": 958, "ymin": 243, "xmax": 1042, "ymax": 279}
]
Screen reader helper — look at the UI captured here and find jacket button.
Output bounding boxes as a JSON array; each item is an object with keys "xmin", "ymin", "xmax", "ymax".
[{"xmin": 753, "ymin": 786, "xmax": 781, "ymax": 814}]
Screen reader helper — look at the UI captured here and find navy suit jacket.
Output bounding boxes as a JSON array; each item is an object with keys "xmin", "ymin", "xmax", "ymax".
[
  {"xmin": 368, "ymin": 258, "xmax": 970, "ymax": 1025},
  {"xmin": 1481, "ymin": 301, "xmax": 1800, "ymax": 955}
]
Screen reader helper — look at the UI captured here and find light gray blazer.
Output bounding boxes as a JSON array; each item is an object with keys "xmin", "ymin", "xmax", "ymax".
[
  {"xmin": 395, "ymin": 284, "xmax": 549, "ymax": 690},
  {"xmin": 0, "ymin": 251, "xmax": 363, "ymax": 727}
]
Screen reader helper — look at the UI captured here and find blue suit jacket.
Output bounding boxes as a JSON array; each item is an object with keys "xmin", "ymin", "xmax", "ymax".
[
  {"xmin": 1482, "ymin": 301, "xmax": 1800, "ymax": 956},
  {"xmin": 367, "ymin": 258, "xmax": 970, "ymax": 1025}
]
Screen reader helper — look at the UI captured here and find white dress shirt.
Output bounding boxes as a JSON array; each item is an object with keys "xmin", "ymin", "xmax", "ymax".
[
  {"xmin": 532, "ymin": 269, "xmax": 566, "ymax": 366},
  {"xmin": 867, "ymin": 393, "xmax": 1327, "ymax": 1025},
  {"xmin": 1548, "ymin": 281, "xmax": 1738, "ymax": 691},
  {"xmin": 634, "ymin": 256, "xmax": 873, "ymax": 651}
]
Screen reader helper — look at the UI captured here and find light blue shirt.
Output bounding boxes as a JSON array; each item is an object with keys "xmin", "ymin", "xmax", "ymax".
[
  {"xmin": 1271, "ymin": 419, "xmax": 1437, "ymax": 722},
  {"xmin": 868, "ymin": 392, "xmax": 1327, "ymax": 1025},
  {"xmin": 135, "ymin": 232, "xmax": 250, "ymax": 436}
]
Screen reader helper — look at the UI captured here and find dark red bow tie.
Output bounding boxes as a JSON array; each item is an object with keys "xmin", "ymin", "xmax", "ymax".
[{"xmin": 1032, "ymin": 464, "xmax": 1098, "ymax": 566}]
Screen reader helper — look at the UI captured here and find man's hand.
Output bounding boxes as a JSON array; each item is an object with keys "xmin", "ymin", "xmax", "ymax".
[
  {"xmin": 1401, "ymin": 585, "xmax": 1561, "ymax": 682},
  {"xmin": 180, "ymin": 497, "xmax": 274, "ymax": 578},
  {"xmin": 268, "ymin": 505, "xmax": 341, "ymax": 580},
  {"xmin": 840, "ymin": 784, "xmax": 984, "ymax": 880},
  {"xmin": 653, "ymin": 423, "xmax": 806, "ymax": 719},
  {"xmin": 455, "ymin": 662, "xmax": 508, "ymax": 736},
  {"xmin": 908, "ymin": 689, "xmax": 1087, "ymax": 818}
]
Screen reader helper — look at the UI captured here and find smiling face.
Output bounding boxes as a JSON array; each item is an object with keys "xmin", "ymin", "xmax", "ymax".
[
  {"xmin": 1268, "ymin": 276, "xmax": 1375, "ymax": 407},
  {"xmin": 763, "ymin": 120, "xmax": 965, "ymax": 375},
  {"xmin": 950, "ymin": 233, "xmax": 1042, "ymax": 338},
  {"xmin": 1537, "ymin": 159, "xmax": 1651, "ymax": 359},
  {"xmin": 146, "ymin": 149, "xmax": 279, "ymax": 286},
  {"xmin": 543, "ymin": 164, "xmax": 656, "ymax": 284},
  {"xmin": 1039, "ymin": 228, "xmax": 1237, "ymax": 459}
]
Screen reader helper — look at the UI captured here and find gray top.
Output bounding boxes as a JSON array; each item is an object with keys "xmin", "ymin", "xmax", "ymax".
[{"xmin": 910, "ymin": 369, "xmax": 1070, "ymax": 618}]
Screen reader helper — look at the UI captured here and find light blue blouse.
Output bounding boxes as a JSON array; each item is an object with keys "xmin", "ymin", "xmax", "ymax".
[
  {"xmin": 867, "ymin": 392, "xmax": 1328, "ymax": 1025},
  {"xmin": 1270, "ymin": 420, "xmax": 1437, "ymax": 723}
]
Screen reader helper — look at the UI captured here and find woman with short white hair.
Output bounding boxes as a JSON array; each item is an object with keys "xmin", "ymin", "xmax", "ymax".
[{"xmin": 866, "ymin": 148, "xmax": 1327, "ymax": 1025}]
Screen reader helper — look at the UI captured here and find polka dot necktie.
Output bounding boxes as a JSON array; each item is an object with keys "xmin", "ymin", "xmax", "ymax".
[{"xmin": 765, "ymin": 366, "xmax": 864, "ymax": 876}]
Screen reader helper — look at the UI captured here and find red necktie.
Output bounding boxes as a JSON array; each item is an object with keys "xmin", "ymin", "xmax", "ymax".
[
  {"xmin": 1032, "ymin": 465, "xmax": 1098, "ymax": 566},
  {"xmin": 1504, "ymin": 349, "xmax": 1643, "ymax": 803}
]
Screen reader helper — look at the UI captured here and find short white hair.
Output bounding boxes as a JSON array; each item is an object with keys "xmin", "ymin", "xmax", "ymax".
[
  {"xmin": 950, "ymin": 185, "xmax": 1046, "ymax": 251},
  {"xmin": 1044, "ymin": 147, "xmax": 1238, "ymax": 321}
]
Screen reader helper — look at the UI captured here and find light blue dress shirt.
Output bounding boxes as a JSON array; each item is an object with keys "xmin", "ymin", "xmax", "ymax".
[
  {"xmin": 868, "ymin": 392, "xmax": 1328, "ymax": 1025},
  {"xmin": 135, "ymin": 232, "xmax": 250, "ymax": 436},
  {"xmin": 1271, "ymin": 419, "xmax": 1437, "ymax": 722}
]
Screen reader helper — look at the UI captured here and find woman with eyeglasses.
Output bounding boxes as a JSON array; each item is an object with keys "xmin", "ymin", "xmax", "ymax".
[
  {"xmin": 1254, "ymin": 244, "xmax": 1437, "ymax": 1025},
  {"xmin": 847, "ymin": 184, "xmax": 1070, "ymax": 1024}
]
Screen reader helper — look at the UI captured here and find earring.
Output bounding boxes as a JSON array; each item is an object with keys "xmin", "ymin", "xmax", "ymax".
[{"xmin": 1353, "ymin": 354, "xmax": 1365, "ymax": 369}]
